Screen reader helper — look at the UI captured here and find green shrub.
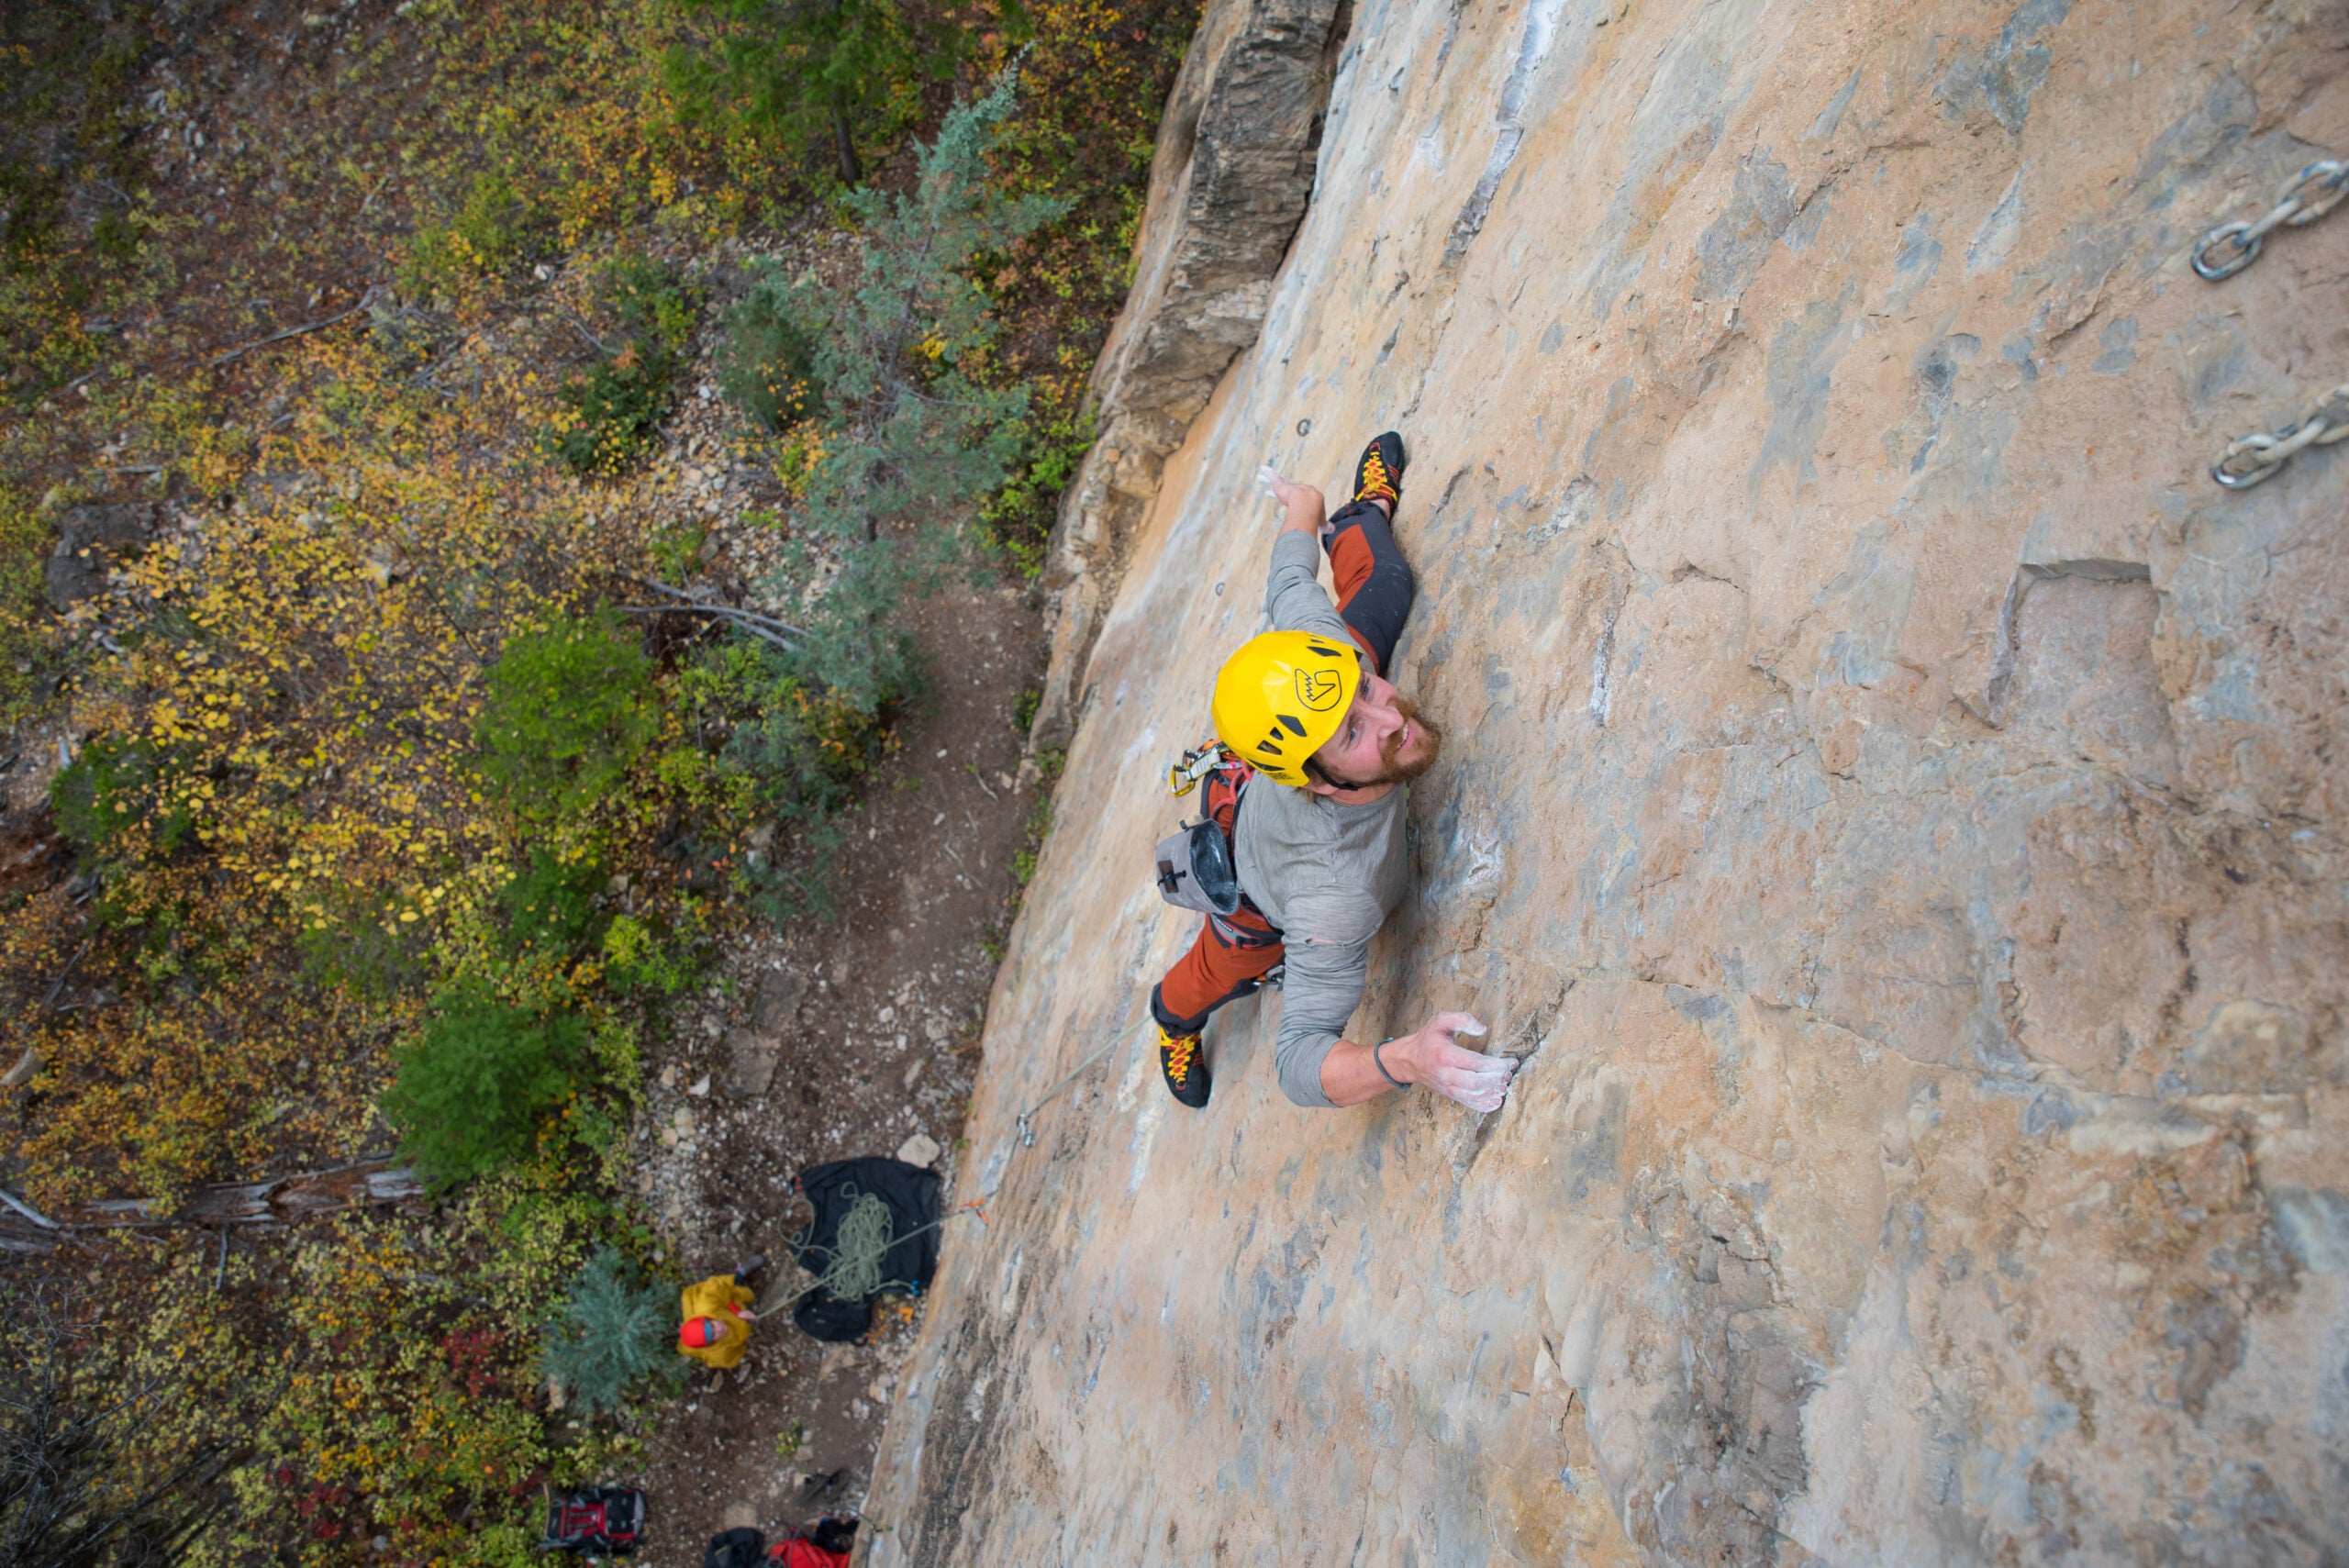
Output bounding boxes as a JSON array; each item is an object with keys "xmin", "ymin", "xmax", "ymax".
[
  {"xmin": 668, "ymin": 631, "xmax": 907, "ymax": 917},
  {"xmin": 551, "ymin": 356, "xmax": 667, "ymax": 475},
  {"xmin": 402, "ymin": 170, "xmax": 546, "ymax": 291},
  {"xmin": 668, "ymin": 0, "xmax": 962, "ymax": 187},
  {"xmin": 550, "ymin": 255, "xmax": 697, "ymax": 476},
  {"xmin": 597, "ymin": 252, "xmax": 697, "ymax": 359},
  {"xmin": 718, "ymin": 275, "xmax": 827, "ymax": 430},
  {"xmin": 599, "ymin": 913, "xmax": 702, "ymax": 996},
  {"xmin": 498, "ymin": 848, "xmax": 607, "ymax": 962},
  {"xmin": 686, "ymin": 637, "xmax": 896, "ymax": 811},
  {"xmin": 0, "ymin": 487, "xmax": 48, "ymax": 725},
  {"xmin": 646, "ymin": 517, "xmax": 710, "ymax": 584},
  {"xmin": 51, "ymin": 738, "xmax": 193, "ymax": 855},
  {"xmin": 979, "ymin": 384, "xmax": 1094, "ymax": 578},
  {"xmin": 538, "ymin": 1246, "xmax": 684, "ymax": 1416},
  {"xmin": 474, "ymin": 613, "xmax": 658, "ymax": 824},
  {"xmin": 383, "ymin": 994, "xmax": 590, "ymax": 1190}
]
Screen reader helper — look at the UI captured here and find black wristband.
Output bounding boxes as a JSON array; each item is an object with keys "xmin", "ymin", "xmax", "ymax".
[{"xmin": 1372, "ymin": 1037, "xmax": 1410, "ymax": 1091}]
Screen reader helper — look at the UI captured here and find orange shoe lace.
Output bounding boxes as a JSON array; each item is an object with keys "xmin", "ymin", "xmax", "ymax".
[
  {"xmin": 1162, "ymin": 1030, "xmax": 1198, "ymax": 1086},
  {"xmin": 1355, "ymin": 450, "xmax": 1397, "ymax": 506}
]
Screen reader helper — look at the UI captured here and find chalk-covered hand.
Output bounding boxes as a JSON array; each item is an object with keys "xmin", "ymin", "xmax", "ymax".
[
  {"xmin": 1397, "ymin": 1012, "xmax": 1517, "ymax": 1113},
  {"xmin": 1258, "ymin": 464, "xmax": 1327, "ymax": 532}
]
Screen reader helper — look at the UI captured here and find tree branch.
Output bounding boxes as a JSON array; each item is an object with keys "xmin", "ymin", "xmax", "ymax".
[{"xmin": 206, "ymin": 288, "xmax": 379, "ymax": 369}]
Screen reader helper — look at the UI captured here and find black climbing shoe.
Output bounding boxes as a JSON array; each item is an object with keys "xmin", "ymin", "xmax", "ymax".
[
  {"xmin": 1350, "ymin": 430, "xmax": 1408, "ymax": 511},
  {"xmin": 732, "ymin": 1253, "xmax": 767, "ymax": 1283},
  {"xmin": 1159, "ymin": 1025, "xmax": 1210, "ymax": 1108}
]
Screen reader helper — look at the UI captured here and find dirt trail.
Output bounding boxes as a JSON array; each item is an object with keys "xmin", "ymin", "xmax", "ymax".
[{"xmin": 619, "ymin": 573, "xmax": 1045, "ymax": 1556}]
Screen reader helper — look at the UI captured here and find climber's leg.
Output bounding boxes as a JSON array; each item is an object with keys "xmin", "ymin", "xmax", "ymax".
[
  {"xmin": 1150, "ymin": 911, "xmax": 1283, "ymax": 1107},
  {"xmin": 1328, "ymin": 434, "xmax": 1416, "ymax": 674},
  {"xmin": 1151, "ymin": 915, "xmax": 1285, "ymax": 1037}
]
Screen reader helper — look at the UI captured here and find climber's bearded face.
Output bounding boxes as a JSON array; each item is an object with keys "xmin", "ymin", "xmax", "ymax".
[{"xmin": 1307, "ymin": 674, "xmax": 1442, "ymax": 792}]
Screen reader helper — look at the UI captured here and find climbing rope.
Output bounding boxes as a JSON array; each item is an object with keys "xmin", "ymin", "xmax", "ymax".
[
  {"xmin": 762, "ymin": 1017, "xmax": 1148, "ymax": 1318},
  {"xmin": 1013, "ymin": 1017, "xmax": 1152, "ymax": 1148},
  {"xmin": 779, "ymin": 1184, "xmax": 985, "ymax": 1311},
  {"xmin": 818, "ymin": 1192, "xmax": 896, "ymax": 1300},
  {"xmin": 2192, "ymin": 158, "xmax": 2347, "ymax": 280},
  {"xmin": 2211, "ymin": 381, "xmax": 2349, "ymax": 489}
]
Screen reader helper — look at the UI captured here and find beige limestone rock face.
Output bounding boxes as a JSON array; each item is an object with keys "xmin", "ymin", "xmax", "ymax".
[{"xmin": 872, "ymin": 0, "xmax": 2349, "ymax": 1561}]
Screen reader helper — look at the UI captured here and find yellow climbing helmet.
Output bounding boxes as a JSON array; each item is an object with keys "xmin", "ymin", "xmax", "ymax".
[{"xmin": 1211, "ymin": 629, "xmax": 1361, "ymax": 787}]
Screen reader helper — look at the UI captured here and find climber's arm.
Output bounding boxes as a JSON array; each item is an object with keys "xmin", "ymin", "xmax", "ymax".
[
  {"xmin": 1267, "ymin": 929, "xmax": 1365, "ymax": 1109},
  {"xmin": 1277, "ymin": 944, "xmax": 1520, "ymax": 1112},
  {"xmin": 1326, "ymin": 1013, "xmax": 1515, "ymax": 1111},
  {"xmin": 1262, "ymin": 533, "xmax": 1355, "ymax": 663}
]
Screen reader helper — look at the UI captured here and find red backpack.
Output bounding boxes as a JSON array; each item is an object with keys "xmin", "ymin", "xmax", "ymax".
[
  {"xmin": 772, "ymin": 1542, "xmax": 848, "ymax": 1568},
  {"xmin": 767, "ymin": 1518, "xmax": 856, "ymax": 1568}
]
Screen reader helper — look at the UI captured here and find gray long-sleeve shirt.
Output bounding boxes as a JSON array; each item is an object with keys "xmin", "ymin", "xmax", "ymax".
[{"xmin": 1234, "ymin": 530, "xmax": 1410, "ymax": 1107}]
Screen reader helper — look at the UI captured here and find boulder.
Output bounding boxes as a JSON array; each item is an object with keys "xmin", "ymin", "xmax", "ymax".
[
  {"xmin": 44, "ymin": 501, "xmax": 156, "ymax": 607},
  {"xmin": 724, "ymin": 1028, "xmax": 778, "ymax": 1098}
]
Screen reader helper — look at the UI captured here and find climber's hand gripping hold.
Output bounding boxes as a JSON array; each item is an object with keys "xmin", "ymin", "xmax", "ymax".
[{"xmin": 1324, "ymin": 1012, "xmax": 1517, "ymax": 1112}]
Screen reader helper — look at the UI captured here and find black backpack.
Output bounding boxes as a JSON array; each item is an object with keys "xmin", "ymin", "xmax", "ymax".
[
  {"xmin": 705, "ymin": 1528, "xmax": 765, "ymax": 1568},
  {"xmin": 791, "ymin": 1284, "xmax": 873, "ymax": 1344},
  {"xmin": 785, "ymin": 1157, "xmax": 941, "ymax": 1342}
]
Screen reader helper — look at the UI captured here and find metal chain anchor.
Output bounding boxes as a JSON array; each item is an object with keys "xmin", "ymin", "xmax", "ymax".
[
  {"xmin": 2192, "ymin": 159, "xmax": 2348, "ymax": 280},
  {"xmin": 2212, "ymin": 382, "xmax": 2349, "ymax": 489}
]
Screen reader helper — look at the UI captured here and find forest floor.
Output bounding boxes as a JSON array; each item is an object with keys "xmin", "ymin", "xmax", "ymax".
[
  {"xmin": 621, "ymin": 553, "xmax": 1048, "ymax": 1549},
  {"xmin": 0, "ymin": 0, "xmax": 1193, "ymax": 1559}
]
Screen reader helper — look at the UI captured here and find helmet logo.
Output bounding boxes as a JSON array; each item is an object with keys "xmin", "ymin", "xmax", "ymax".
[{"xmin": 1295, "ymin": 669, "xmax": 1342, "ymax": 711}]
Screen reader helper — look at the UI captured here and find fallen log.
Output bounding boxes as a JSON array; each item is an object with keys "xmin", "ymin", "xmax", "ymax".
[{"xmin": 6, "ymin": 1157, "xmax": 426, "ymax": 1233}]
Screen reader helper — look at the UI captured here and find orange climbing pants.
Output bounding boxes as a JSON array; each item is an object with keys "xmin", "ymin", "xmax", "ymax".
[{"xmin": 1149, "ymin": 768, "xmax": 1285, "ymax": 1037}]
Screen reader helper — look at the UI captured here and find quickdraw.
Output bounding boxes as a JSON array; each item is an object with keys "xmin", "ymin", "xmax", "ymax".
[{"xmin": 1167, "ymin": 741, "xmax": 1238, "ymax": 797}]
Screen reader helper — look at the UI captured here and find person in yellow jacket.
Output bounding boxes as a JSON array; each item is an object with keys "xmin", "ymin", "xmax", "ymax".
[{"xmin": 677, "ymin": 1253, "xmax": 764, "ymax": 1370}]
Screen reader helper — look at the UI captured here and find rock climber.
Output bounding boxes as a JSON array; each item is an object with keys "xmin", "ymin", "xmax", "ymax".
[
  {"xmin": 677, "ymin": 1252, "xmax": 765, "ymax": 1369},
  {"xmin": 1150, "ymin": 432, "xmax": 1518, "ymax": 1116}
]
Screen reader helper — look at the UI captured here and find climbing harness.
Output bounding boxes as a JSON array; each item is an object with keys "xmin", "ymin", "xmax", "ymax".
[
  {"xmin": 2192, "ymin": 159, "xmax": 2347, "ymax": 280},
  {"xmin": 2211, "ymin": 382, "xmax": 2349, "ymax": 490},
  {"xmin": 1004, "ymin": 743, "xmax": 1281, "ymax": 1147},
  {"xmin": 1153, "ymin": 742, "xmax": 1276, "ymax": 951},
  {"xmin": 1013, "ymin": 1016, "xmax": 1152, "ymax": 1147}
]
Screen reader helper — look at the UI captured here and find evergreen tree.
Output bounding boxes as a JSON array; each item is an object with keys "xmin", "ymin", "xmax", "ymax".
[
  {"xmin": 670, "ymin": 0, "xmax": 967, "ymax": 186},
  {"xmin": 539, "ymin": 1249, "xmax": 683, "ymax": 1416},
  {"xmin": 729, "ymin": 72, "xmax": 1073, "ymax": 711},
  {"xmin": 382, "ymin": 995, "xmax": 589, "ymax": 1191}
]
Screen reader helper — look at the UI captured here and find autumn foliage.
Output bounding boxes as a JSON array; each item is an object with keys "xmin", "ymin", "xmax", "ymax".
[{"xmin": 0, "ymin": 0, "xmax": 1200, "ymax": 1559}]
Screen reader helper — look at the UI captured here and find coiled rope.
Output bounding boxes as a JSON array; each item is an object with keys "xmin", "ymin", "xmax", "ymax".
[{"xmin": 773, "ymin": 1016, "xmax": 1151, "ymax": 1312}]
